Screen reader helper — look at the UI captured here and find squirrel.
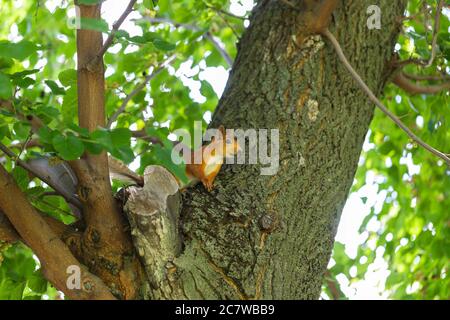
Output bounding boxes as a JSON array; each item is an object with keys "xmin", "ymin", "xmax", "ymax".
[
  {"xmin": 183, "ymin": 125, "xmax": 240, "ymax": 191},
  {"xmin": 109, "ymin": 125, "xmax": 240, "ymax": 191}
]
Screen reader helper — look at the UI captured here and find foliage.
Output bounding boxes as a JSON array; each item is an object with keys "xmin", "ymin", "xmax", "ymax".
[
  {"xmin": 324, "ymin": 0, "xmax": 449, "ymax": 300},
  {"xmin": 0, "ymin": 0, "xmax": 448, "ymax": 299}
]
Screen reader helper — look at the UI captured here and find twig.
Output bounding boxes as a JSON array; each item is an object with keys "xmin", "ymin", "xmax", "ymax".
[
  {"xmin": 393, "ymin": 72, "xmax": 450, "ymax": 95},
  {"xmin": 142, "ymin": 17, "xmax": 233, "ymax": 66},
  {"xmin": 0, "ymin": 142, "xmax": 83, "ymax": 209},
  {"xmin": 323, "ymin": 29, "xmax": 450, "ymax": 165},
  {"xmin": 85, "ymin": 0, "xmax": 137, "ymax": 70},
  {"xmin": 205, "ymin": 4, "xmax": 247, "ymax": 20},
  {"xmin": 106, "ymin": 55, "xmax": 177, "ymax": 128},
  {"xmin": 324, "ymin": 270, "xmax": 343, "ymax": 300},
  {"xmin": 215, "ymin": 10, "xmax": 240, "ymax": 38},
  {"xmin": 204, "ymin": 32, "xmax": 233, "ymax": 66},
  {"xmin": 403, "ymin": 72, "xmax": 450, "ymax": 82},
  {"xmin": 423, "ymin": 0, "xmax": 444, "ymax": 68}
]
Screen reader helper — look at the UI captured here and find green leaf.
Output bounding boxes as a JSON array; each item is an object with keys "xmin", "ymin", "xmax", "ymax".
[
  {"xmin": 84, "ymin": 140, "xmax": 104, "ymax": 155},
  {"xmin": 0, "ymin": 56, "xmax": 14, "ymax": 69},
  {"xmin": 0, "ymin": 40, "xmax": 37, "ymax": 61},
  {"xmin": 200, "ymin": 80, "xmax": 217, "ymax": 99},
  {"xmin": 10, "ymin": 69, "xmax": 40, "ymax": 79},
  {"xmin": 58, "ymin": 69, "xmax": 77, "ymax": 87},
  {"xmin": 37, "ymin": 126, "xmax": 55, "ymax": 144},
  {"xmin": 110, "ymin": 145, "xmax": 135, "ymax": 164},
  {"xmin": 90, "ymin": 128, "xmax": 112, "ymax": 147},
  {"xmin": 45, "ymin": 80, "xmax": 65, "ymax": 95},
  {"xmin": 12, "ymin": 76, "xmax": 35, "ymax": 88},
  {"xmin": 0, "ymin": 125, "xmax": 9, "ymax": 139},
  {"xmin": 79, "ymin": 17, "xmax": 109, "ymax": 33},
  {"xmin": 153, "ymin": 39, "xmax": 176, "ymax": 51},
  {"xmin": 27, "ymin": 271, "xmax": 48, "ymax": 294},
  {"xmin": 52, "ymin": 134, "xmax": 85, "ymax": 160},
  {"xmin": 12, "ymin": 167, "xmax": 29, "ymax": 190},
  {"xmin": 77, "ymin": 0, "xmax": 102, "ymax": 4},
  {"xmin": 110, "ymin": 128, "xmax": 131, "ymax": 146},
  {"xmin": 13, "ymin": 121, "xmax": 31, "ymax": 140},
  {"xmin": 0, "ymin": 72, "xmax": 13, "ymax": 99},
  {"xmin": 61, "ymin": 86, "xmax": 78, "ymax": 122}
]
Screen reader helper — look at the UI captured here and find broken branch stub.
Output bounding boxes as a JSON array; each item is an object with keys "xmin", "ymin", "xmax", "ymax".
[{"xmin": 124, "ymin": 165, "xmax": 183, "ymax": 299}]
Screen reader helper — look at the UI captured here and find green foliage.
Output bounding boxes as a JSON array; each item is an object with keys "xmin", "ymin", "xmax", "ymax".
[
  {"xmin": 0, "ymin": 0, "xmax": 447, "ymax": 300},
  {"xmin": 326, "ymin": 0, "xmax": 449, "ymax": 300},
  {"xmin": 0, "ymin": 244, "xmax": 59, "ymax": 300}
]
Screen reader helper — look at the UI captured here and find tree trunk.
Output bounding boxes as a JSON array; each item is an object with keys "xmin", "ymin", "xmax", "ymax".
[{"xmin": 128, "ymin": 0, "xmax": 406, "ymax": 299}]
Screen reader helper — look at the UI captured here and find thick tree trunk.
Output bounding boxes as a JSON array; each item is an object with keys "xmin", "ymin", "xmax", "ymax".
[{"xmin": 129, "ymin": 1, "xmax": 406, "ymax": 299}]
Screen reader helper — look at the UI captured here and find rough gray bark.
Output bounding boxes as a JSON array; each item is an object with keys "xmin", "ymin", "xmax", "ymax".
[{"xmin": 128, "ymin": 0, "xmax": 406, "ymax": 299}]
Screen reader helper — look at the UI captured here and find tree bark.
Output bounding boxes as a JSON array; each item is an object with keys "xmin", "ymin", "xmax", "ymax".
[{"xmin": 129, "ymin": 1, "xmax": 406, "ymax": 299}]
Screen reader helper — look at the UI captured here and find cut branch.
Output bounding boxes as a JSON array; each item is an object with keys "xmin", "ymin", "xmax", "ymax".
[
  {"xmin": 323, "ymin": 29, "xmax": 450, "ymax": 165},
  {"xmin": 0, "ymin": 142, "xmax": 83, "ymax": 210},
  {"xmin": 0, "ymin": 165, "xmax": 115, "ymax": 300},
  {"xmin": 106, "ymin": 55, "xmax": 177, "ymax": 128},
  {"xmin": 392, "ymin": 72, "xmax": 450, "ymax": 95}
]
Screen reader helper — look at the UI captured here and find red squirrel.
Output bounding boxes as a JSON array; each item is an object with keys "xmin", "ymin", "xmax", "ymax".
[
  {"xmin": 109, "ymin": 125, "xmax": 240, "ymax": 191},
  {"xmin": 183, "ymin": 125, "xmax": 240, "ymax": 191}
]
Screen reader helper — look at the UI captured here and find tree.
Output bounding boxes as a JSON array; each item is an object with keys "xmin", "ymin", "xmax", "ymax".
[{"xmin": 0, "ymin": 0, "xmax": 448, "ymax": 300}]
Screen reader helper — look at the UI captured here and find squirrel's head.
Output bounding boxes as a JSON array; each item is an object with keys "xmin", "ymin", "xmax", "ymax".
[{"xmin": 211, "ymin": 125, "xmax": 241, "ymax": 158}]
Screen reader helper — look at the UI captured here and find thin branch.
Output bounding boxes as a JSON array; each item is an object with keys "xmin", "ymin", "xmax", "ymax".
[
  {"xmin": 423, "ymin": 0, "xmax": 444, "ymax": 68},
  {"xmin": 0, "ymin": 142, "xmax": 83, "ymax": 209},
  {"xmin": 204, "ymin": 32, "xmax": 233, "ymax": 66},
  {"xmin": 142, "ymin": 17, "xmax": 233, "ymax": 66},
  {"xmin": 85, "ymin": 0, "xmax": 137, "ymax": 70},
  {"xmin": 403, "ymin": 72, "xmax": 450, "ymax": 82},
  {"xmin": 131, "ymin": 129, "xmax": 163, "ymax": 145},
  {"xmin": 324, "ymin": 270, "xmax": 343, "ymax": 300},
  {"xmin": 393, "ymin": 72, "xmax": 450, "ymax": 95},
  {"xmin": 205, "ymin": 4, "xmax": 247, "ymax": 20},
  {"xmin": 323, "ymin": 29, "xmax": 450, "ymax": 166},
  {"xmin": 106, "ymin": 55, "xmax": 177, "ymax": 128}
]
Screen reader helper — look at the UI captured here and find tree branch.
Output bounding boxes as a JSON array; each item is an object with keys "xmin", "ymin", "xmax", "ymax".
[
  {"xmin": 0, "ymin": 99, "xmax": 44, "ymax": 133},
  {"xmin": 0, "ymin": 209, "xmax": 19, "ymax": 243},
  {"xmin": 403, "ymin": 72, "xmax": 450, "ymax": 82},
  {"xmin": 392, "ymin": 72, "xmax": 450, "ymax": 95},
  {"xmin": 106, "ymin": 55, "xmax": 177, "ymax": 128},
  {"xmin": 0, "ymin": 165, "xmax": 116, "ymax": 300},
  {"xmin": 323, "ymin": 28, "xmax": 450, "ymax": 165},
  {"xmin": 76, "ymin": 4, "xmax": 143, "ymax": 299},
  {"xmin": 85, "ymin": 0, "xmax": 137, "ymax": 71}
]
